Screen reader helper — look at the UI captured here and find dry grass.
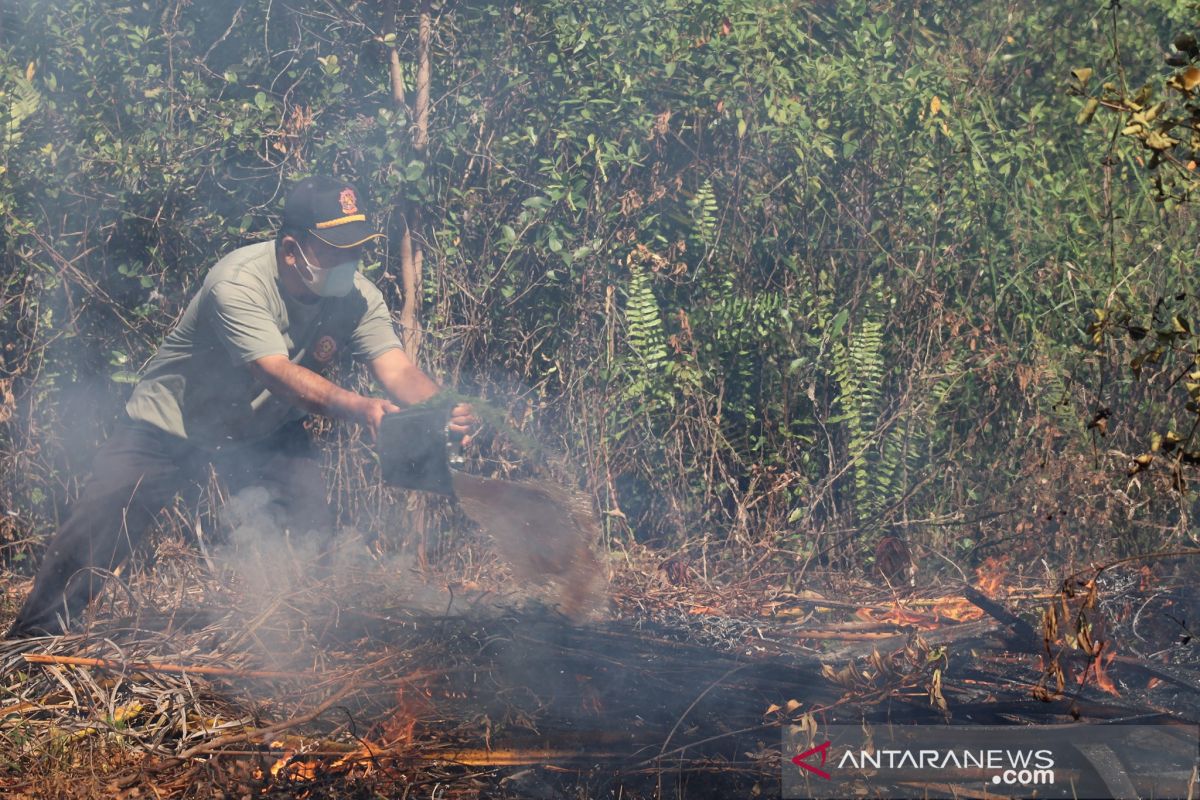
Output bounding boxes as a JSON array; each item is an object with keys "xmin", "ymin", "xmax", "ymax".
[
  {"xmin": 0, "ymin": 529, "xmax": 1195, "ymax": 799},
  {"xmin": 0, "ymin": 532, "xmax": 575, "ymax": 797}
]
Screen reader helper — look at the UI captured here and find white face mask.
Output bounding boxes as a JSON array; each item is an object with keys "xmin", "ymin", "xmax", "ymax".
[{"xmin": 295, "ymin": 245, "xmax": 359, "ymax": 298}]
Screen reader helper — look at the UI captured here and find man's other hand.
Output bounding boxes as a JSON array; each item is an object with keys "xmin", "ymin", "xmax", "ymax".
[
  {"xmin": 448, "ymin": 403, "xmax": 478, "ymax": 447},
  {"xmin": 359, "ymin": 396, "xmax": 403, "ymax": 440}
]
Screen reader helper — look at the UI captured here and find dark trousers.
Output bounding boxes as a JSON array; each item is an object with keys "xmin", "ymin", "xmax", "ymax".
[{"xmin": 7, "ymin": 417, "xmax": 333, "ymax": 637}]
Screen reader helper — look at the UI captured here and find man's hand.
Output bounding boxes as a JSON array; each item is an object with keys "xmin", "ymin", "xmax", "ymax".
[
  {"xmin": 369, "ymin": 350, "xmax": 479, "ymax": 445},
  {"xmin": 357, "ymin": 396, "xmax": 403, "ymax": 440},
  {"xmin": 448, "ymin": 402, "xmax": 478, "ymax": 447}
]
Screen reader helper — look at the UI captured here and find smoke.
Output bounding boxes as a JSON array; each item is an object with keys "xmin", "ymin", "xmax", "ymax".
[
  {"xmin": 202, "ymin": 485, "xmax": 321, "ymax": 664},
  {"xmin": 209, "ymin": 474, "xmax": 553, "ymax": 668},
  {"xmin": 219, "ymin": 486, "xmax": 322, "ymax": 594}
]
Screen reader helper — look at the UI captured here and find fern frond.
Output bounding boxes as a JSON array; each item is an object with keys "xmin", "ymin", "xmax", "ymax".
[
  {"xmin": 690, "ymin": 178, "xmax": 718, "ymax": 246},
  {"xmin": 2, "ymin": 71, "xmax": 41, "ymax": 143},
  {"xmin": 831, "ymin": 297, "xmax": 889, "ymax": 517},
  {"xmin": 620, "ymin": 260, "xmax": 673, "ymax": 411},
  {"xmin": 626, "ymin": 261, "xmax": 669, "ymax": 369}
]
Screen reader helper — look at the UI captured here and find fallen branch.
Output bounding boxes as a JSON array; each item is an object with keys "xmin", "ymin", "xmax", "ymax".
[
  {"xmin": 959, "ymin": 585, "xmax": 1039, "ymax": 649},
  {"xmin": 1067, "ymin": 548, "xmax": 1200, "ymax": 585},
  {"xmin": 23, "ymin": 652, "xmax": 446, "ymax": 691},
  {"xmin": 23, "ymin": 653, "xmax": 313, "ymax": 681},
  {"xmin": 419, "ymin": 747, "xmax": 620, "ymax": 766},
  {"xmin": 795, "ymin": 629, "xmax": 917, "ymax": 640}
]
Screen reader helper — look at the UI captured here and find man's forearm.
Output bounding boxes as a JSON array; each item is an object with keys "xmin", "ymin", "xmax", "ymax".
[
  {"xmin": 381, "ymin": 361, "xmax": 441, "ymax": 406},
  {"xmin": 367, "ymin": 348, "xmax": 476, "ymax": 441},
  {"xmin": 369, "ymin": 347, "xmax": 442, "ymax": 406},
  {"xmin": 249, "ymin": 355, "xmax": 365, "ymax": 422}
]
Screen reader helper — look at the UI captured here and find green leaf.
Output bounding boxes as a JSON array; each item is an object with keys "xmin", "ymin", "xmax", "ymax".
[{"xmin": 829, "ymin": 308, "xmax": 849, "ymax": 338}]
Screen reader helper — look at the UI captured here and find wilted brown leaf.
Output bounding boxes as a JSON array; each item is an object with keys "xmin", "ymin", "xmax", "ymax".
[
  {"xmin": 1076, "ymin": 97, "xmax": 1099, "ymax": 126},
  {"xmin": 1171, "ymin": 66, "xmax": 1200, "ymax": 92},
  {"xmin": 0, "ymin": 379, "xmax": 14, "ymax": 425},
  {"xmin": 929, "ymin": 668, "xmax": 948, "ymax": 713}
]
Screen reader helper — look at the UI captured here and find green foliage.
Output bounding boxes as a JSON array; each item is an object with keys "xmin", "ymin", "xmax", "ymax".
[
  {"xmin": 1071, "ymin": 6, "xmax": 1200, "ymax": 211},
  {"xmin": 622, "ymin": 261, "xmax": 672, "ymax": 407},
  {"xmin": 0, "ymin": 63, "xmax": 40, "ymax": 145},
  {"xmin": 830, "ymin": 290, "xmax": 887, "ymax": 518},
  {"xmin": 0, "ymin": 0, "xmax": 1193, "ymax": 571},
  {"xmin": 689, "ymin": 178, "xmax": 718, "ymax": 249}
]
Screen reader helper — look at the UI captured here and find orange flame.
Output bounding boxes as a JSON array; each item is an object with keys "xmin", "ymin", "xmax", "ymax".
[
  {"xmin": 853, "ymin": 602, "xmax": 968, "ymax": 629},
  {"xmin": 848, "ymin": 556, "xmax": 1012, "ymax": 629},
  {"xmin": 1084, "ymin": 647, "xmax": 1121, "ymax": 698},
  {"xmin": 974, "ymin": 556, "xmax": 1009, "ymax": 596},
  {"xmin": 856, "ymin": 598, "xmax": 991, "ymax": 628},
  {"xmin": 931, "ymin": 598, "xmax": 985, "ymax": 623},
  {"xmin": 378, "ymin": 686, "xmax": 422, "ymax": 748},
  {"xmin": 267, "ymin": 740, "xmax": 319, "ymax": 783}
]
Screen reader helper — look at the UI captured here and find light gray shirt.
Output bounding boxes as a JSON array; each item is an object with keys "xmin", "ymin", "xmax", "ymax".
[{"xmin": 126, "ymin": 241, "xmax": 402, "ymax": 447}]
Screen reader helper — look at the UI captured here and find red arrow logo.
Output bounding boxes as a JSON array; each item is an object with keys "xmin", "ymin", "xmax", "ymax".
[{"xmin": 791, "ymin": 740, "xmax": 833, "ymax": 780}]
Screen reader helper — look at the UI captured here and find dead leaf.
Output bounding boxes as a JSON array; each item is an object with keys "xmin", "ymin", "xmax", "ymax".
[
  {"xmin": 0, "ymin": 380, "xmax": 13, "ymax": 424},
  {"xmin": 1145, "ymin": 130, "xmax": 1179, "ymax": 151},
  {"xmin": 1076, "ymin": 97, "xmax": 1099, "ymax": 126},
  {"xmin": 1172, "ymin": 66, "xmax": 1200, "ymax": 92},
  {"xmin": 929, "ymin": 668, "xmax": 949, "ymax": 713}
]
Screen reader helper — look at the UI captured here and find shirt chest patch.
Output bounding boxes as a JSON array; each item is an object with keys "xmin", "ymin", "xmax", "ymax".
[{"xmin": 312, "ymin": 335, "xmax": 338, "ymax": 364}]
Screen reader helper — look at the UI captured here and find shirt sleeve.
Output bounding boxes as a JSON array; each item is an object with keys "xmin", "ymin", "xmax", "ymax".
[
  {"xmin": 205, "ymin": 280, "xmax": 289, "ymax": 365},
  {"xmin": 350, "ymin": 279, "xmax": 404, "ymax": 362}
]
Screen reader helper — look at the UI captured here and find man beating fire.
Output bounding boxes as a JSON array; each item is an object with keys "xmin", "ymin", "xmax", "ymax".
[{"xmin": 6, "ymin": 176, "xmax": 474, "ymax": 638}]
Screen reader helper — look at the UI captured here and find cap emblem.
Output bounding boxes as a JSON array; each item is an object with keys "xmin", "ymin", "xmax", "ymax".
[{"xmin": 339, "ymin": 188, "xmax": 358, "ymax": 215}]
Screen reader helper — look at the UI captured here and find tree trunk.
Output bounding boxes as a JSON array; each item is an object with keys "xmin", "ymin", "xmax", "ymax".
[
  {"xmin": 392, "ymin": 3, "xmax": 434, "ymax": 565},
  {"xmin": 399, "ymin": 220, "xmax": 422, "ymax": 359},
  {"xmin": 387, "ymin": 1, "xmax": 407, "ymax": 112},
  {"xmin": 414, "ymin": 9, "xmax": 431, "ymax": 154},
  {"xmin": 388, "ymin": 47, "xmax": 406, "ymax": 109},
  {"xmin": 398, "ymin": 5, "xmax": 430, "ymax": 361}
]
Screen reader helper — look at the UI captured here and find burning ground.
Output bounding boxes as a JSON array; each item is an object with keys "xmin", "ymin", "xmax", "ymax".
[{"xmin": 0, "ymin": 539, "xmax": 1196, "ymax": 799}]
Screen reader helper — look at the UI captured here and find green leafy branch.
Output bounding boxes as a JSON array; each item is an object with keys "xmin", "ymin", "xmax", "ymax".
[{"xmin": 1072, "ymin": 29, "xmax": 1200, "ymax": 211}]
